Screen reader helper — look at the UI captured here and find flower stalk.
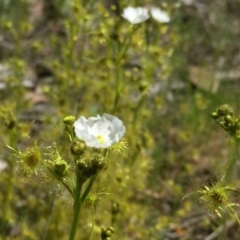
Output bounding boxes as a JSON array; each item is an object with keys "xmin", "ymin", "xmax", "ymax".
[
  {"xmin": 112, "ymin": 25, "xmax": 140, "ymax": 113},
  {"xmin": 69, "ymin": 170, "xmax": 98, "ymax": 240},
  {"xmin": 68, "ymin": 113, "xmax": 125, "ymax": 240},
  {"xmin": 68, "ymin": 169, "xmax": 84, "ymax": 240}
]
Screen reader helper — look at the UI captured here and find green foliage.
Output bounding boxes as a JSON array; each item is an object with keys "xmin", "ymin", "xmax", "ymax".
[{"xmin": 1, "ymin": 0, "xmax": 240, "ymax": 239}]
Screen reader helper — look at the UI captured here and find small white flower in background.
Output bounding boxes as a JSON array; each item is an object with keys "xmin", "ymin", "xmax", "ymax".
[
  {"xmin": 150, "ymin": 7, "xmax": 170, "ymax": 23},
  {"xmin": 0, "ymin": 159, "xmax": 8, "ymax": 172},
  {"xmin": 121, "ymin": 6, "xmax": 149, "ymax": 24},
  {"xmin": 74, "ymin": 114, "xmax": 126, "ymax": 148}
]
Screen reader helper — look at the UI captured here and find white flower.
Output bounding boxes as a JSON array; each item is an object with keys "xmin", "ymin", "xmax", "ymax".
[
  {"xmin": 0, "ymin": 159, "xmax": 7, "ymax": 172},
  {"xmin": 150, "ymin": 7, "xmax": 170, "ymax": 23},
  {"xmin": 121, "ymin": 6, "xmax": 149, "ymax": 24},
  {"xmin": 74, "ymin": 114, "xmax": 126, "ymax": 148}
]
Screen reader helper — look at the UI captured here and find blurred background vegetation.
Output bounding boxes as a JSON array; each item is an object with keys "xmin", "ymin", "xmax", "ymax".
[{"xmin": 1, "ymin": 0, "xmax": 240, "ymax": 239}]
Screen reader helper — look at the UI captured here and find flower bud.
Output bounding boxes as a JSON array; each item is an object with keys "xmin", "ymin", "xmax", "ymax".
[
  {"xmin": 70, "ymin": 140, "xmax": 86, "ymax": 155},
  {"xmin": 108, "ymin": 227, "xmax": 115, "ymax": 233},
  {"xmin": 77, "ymin": 159, "xmax": 88, "ymax": 169},
  {"xmin": 54, "ymin": 161, "xmax": 69, "ymax": 178},
  {"xmin": 105, "ymin": 231, "xmax": 112, "ymax": 237},
  {"xmin": 4, "ymin": 21, "xmax": 13, "ymax": 30},
  {"xmin": 235, "ymin": 120, "xmax": 240, "ymax": 130},
  {"xmin": 111, "ymin": 201, "xmax": 120, "ymax": 224},
  {"xmin": 63, "ymin": 115, "xmax": 76, "ymax": 125},
  {"xmin": 211, "ymin": 112, "xmax": 219, "ymax": 119},
  {"xmin": 0, "ymin": 104, "xmax": 17, "ymax": 129},
  {"xmin": 77, "ymin": 158, "xmax": 91, "ymax": 178},
  {"xmin": 224, "ymin": 114, "xmax": 233, "ymax": 123},
  {"xmin": 91, "ymin": 153, "xmax": 106, "ymax": 171},
  {"xmin": 112, "ymin": 202, "xmax": 120, "ymax": 215},
  {"xmin": 101, "ymin": 227, "xmax": 115, "ymax": 239},
  {"xmin": 77, "ymin": 153, "xmax": 106, "ymax": 178},
  {"xmin": 216, "ymin": 104, "xmax": 233, "ymax": 117},
  {"xmin": 6, "ymin": 118, "xmax": 16, "ymax": 129},
  {"xmin": 235, "ymin": 135, "xmax": 240, "ymax": 142},
  {"xmin": 138, "ymin": 81, "xmax": 150, "ymax": 93},
  {"xmin": 71, "ymin": 3, "xmax": 80, "ymax": 13}
]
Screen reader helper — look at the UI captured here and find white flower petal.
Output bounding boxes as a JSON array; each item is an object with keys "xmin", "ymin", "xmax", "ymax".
[
  {"xmin": 0, "ymin": 159, "xmax": 8, "ymax": 172},
  {"xmin": 150, "ymin": 7, "xmax": 170, "ymax": 23},
  {"xmin": 122, "ymin": 6, "xmax": 149, "ymax": 24},
  {"xmin": 74, "ymin": 116, "xmax": 89, "ymax": 140},
  {"xmin": 74, "ymin": 114, "xmax": 126, "ymax": 148}
]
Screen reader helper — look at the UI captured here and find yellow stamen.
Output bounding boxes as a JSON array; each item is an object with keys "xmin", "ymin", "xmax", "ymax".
[{"xmin": 97, "ymin": 135, "xmax": 105, "ymax": 143}]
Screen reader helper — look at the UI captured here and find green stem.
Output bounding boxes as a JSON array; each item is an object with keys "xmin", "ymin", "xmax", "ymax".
[
  {"xmin": 68, "ymin": 174, "xmax": 98, "ymax": 240},
  {"xmin": 112, "ymin": 25, "xmax": 140, "ymax": 113},
  {"xmin": 133, "ymin": 94, "xmax": 146, "ymax": 126},
  {"xmin": 1, "ymin": 129, "xmax": 18, "ymax": 239},
  {"xmin": 228, "ymin": 205, "xmax": 240, "ymax": 226},
  {"xmin": 1, "ymin": 165, "xmax": 14, "ymax": 239},
  {"xmin": 225, "ymin": 137, "xmax": 240, "ymax": 179},
  {"xmin": 233, "ymin": 212, "xmax": 240, "ymax": 226},
  {"xmin": 81, "ymin": 174, "xmax": 98, "ymax": 202},
  {"xmin": 89, "ymin": 204, "xmax": 95, "ymax": 240},
  {"xmin": 112, "ymin": 57, "xmax": 122, "ymax": 114},
  {"xmin": 10, "ymin": 27, "xmax": 21, "ymax": 57},
  {"xmin": 119, "ymin": 25, "xmax": 140, "ymax": 58},
  {"xmin": 68, "ymin": 170, "xmax": 84, "ymax": 240}
]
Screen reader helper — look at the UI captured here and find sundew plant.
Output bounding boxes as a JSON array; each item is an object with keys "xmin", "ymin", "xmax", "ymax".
[{"xmin": 1, "ymin": 0, "xmax": 240, "ymax": 239}]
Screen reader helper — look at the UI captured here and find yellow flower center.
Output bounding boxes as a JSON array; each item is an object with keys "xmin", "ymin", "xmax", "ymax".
[{"xmin": 97, "ymin": 135, "xmax": 105, "ymax": 143}]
